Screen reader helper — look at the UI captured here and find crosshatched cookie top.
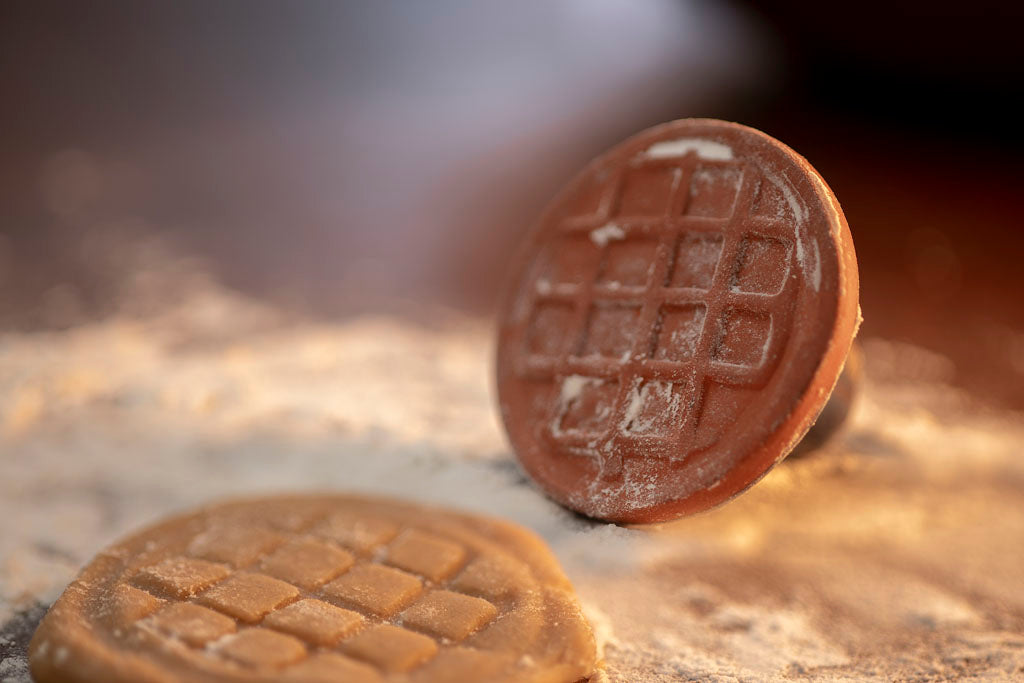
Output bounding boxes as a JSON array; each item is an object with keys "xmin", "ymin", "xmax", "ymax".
[
  {"xmin": 496, "ymin": 119, "xmax": 859, "ymax": 523},
  {"xmin": 28, "ymin": 495, "xmax": 597, "ymax": 683}
]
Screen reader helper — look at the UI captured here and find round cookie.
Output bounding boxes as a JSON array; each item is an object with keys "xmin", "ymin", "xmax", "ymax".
[
  {"xmin": 496, "ymin": 119, "xmax": 859, "ymax": 523},
  {"xmin": 29, "ymin": 495, "xmax": 598, "ymax": 683}
]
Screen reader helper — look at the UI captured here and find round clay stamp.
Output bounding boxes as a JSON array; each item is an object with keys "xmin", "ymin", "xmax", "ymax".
[
  {"xmin": 29, "ymin": 495, "xmax": 597, "ymax": 683},
  {"xmin": 496, "ymin": 119, "xmax": 859, "ymax": 523}
]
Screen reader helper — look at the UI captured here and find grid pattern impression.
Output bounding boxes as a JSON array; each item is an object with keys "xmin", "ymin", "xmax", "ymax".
[
  {"xmin": 122, "ymin": 513, "xmax": 505, "ymax": 678},
  {"xmin": 520, "ymin": 151, "xmax": 799, "ymax": 474}
]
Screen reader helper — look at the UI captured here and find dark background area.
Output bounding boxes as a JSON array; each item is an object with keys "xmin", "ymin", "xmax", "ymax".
[{"xmin": 1, "ymin": 1, "xmax": 1022, "ymax": 408}]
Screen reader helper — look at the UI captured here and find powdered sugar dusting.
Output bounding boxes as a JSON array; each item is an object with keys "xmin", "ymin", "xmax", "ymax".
[{"xmin": 644, "ymin": 138, "xmax": 734, "ymax": 161}]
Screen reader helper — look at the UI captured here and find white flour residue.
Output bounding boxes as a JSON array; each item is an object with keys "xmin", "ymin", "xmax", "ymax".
[
  {"xmin": 6, "ymin": 238, "xmax": 1024, "ymax": 683},
  {"xmin": 644, "ymin": 138, "xmax": 733, "ymax": 161},
  {"xmin": 619, "ymin": 381, "xmax": 645, "ymax": 433},
  {"xmin": 560, "ymin": 374, "xmax": 596, "ymax": 406},
  {"xmin": 590, "ymin": 223, "xmax": 625, "ymax": 247},
  {"xmin": 792, "ymin": 228, "xmax": 821, "ymax": 293},
  {"xmin": 672, "ymin": 324, "xmax": 701, "ymax": 358},
  {"xmin": 551, "ymin": 375, "xmax": 606, "ymax": 439},
  {"xmin": 691, "ymin": 167, "xmax": 742, "ymax": 192},
  {"xmin": 715, "ymin": 318, "xmax": 773, "ymax": 370},
  {"xmin": 674, "ymin": 236, "xmax": 722, "ymax": 289},
  {"xmin": 0, "ymin": 304, "xmax": 662, "ymax": 618},
  {"xmin": 582, "ymin": 601, "xmax": 620, "ymax": 660},
  {"xmin": 809, "ymin": 237, "xmax": 821, "ymax": 291},
  {"xmin": 760, "ymin": 319, "xmax": 774, "ymax": 366},
  {"xmin": 616, "ymin": 380, "xmax": 682, "ymax": 438},
  {"xmin": 775, "ymin": 178, "xmax": 807, "ymax": 226},
  {"xmin": 576, "ymin": 463, "xmax": 678, "ymax": 518},
  {"xmin": 760, "ymin": 168, "xmax": 818, "ymax": 292}
]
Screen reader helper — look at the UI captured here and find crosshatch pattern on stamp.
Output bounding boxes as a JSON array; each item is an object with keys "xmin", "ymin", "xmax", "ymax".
[{"xmin": 516, "ymin": 149, "xmax": 800, "ymax": 474}]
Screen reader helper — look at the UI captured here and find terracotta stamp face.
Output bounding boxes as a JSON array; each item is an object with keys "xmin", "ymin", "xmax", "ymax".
[
  {"xmin": 29, "ymin": 495, "xmax": 597, "ymax": 683},
  {"xmin": 497, "ymin": 119, "xmax": 859, "ymax": 523}
]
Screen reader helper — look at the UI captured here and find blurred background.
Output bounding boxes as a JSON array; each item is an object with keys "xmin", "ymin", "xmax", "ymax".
[{"xmin": 1, "ymin": 1, "xmax": 1022, "ymax": 409}]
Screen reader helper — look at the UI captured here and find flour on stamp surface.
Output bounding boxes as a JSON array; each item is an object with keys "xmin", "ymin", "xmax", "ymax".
[{"xmin": 644, "ymin": 138, "xmax": 734, "ymax": 161}]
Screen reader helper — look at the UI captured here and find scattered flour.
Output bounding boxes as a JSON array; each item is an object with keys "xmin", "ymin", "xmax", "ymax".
[
  {"xmin": 3, "ymin": 275, "xmax": 1024, "ymax": 682},
  {"xmin": 581, "ymin": 601, "xmax": 619, "ymax": 660}
]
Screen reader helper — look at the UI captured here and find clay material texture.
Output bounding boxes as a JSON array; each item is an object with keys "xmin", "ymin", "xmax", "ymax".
[{"xmin": 496, "ymin": 119, "xmax": 859, "ymax": 523}]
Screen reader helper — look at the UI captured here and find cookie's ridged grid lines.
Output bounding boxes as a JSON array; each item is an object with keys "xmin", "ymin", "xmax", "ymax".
[
  {"xmin": 520, "ymin": 152, "xmax": 799, "ymax": 477},
  {"xmin": 124, "ymin": 511, "xmax": 503, "ymax": 675}
]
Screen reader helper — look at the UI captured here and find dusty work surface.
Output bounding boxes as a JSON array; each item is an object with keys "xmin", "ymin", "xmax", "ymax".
[{"xmin": 2, "ymin": 285, "xmax": 1023, "ymax": 681}]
